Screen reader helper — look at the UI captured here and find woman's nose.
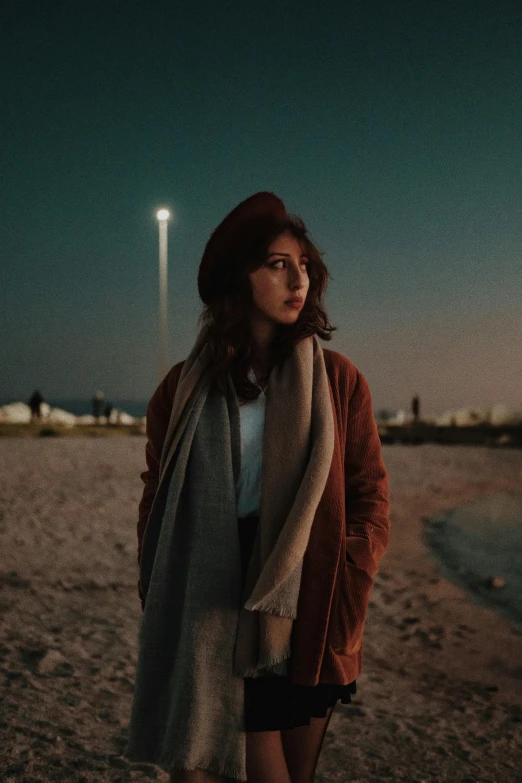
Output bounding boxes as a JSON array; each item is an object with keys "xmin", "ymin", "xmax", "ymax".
[
  {"xmin": 289, "ymin": 272, "xmax": 306, "ymax": 289},
  {"xmin": 289, "ymin": 266, "xmax": 306, "ymax": 285}
]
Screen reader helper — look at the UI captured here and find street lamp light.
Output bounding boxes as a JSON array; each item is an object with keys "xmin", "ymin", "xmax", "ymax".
[{"xmin": 156, "ymin": 208, "xmax": 170, "ymax": 381}]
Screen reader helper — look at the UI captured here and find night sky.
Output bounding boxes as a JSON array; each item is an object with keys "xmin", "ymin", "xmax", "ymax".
[{"xmin": 1, "ymin": 0, "xmax": 521, "ymax": 414}]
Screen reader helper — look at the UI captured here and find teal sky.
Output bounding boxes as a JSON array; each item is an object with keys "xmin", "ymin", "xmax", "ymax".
[{"xmin": 1, "ymin": 0, "xmax": 521, "ymax": 414}]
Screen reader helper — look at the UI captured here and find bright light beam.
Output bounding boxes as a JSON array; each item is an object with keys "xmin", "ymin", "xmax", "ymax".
[{"xmin": 156, "ymin": 207, "xmax": 170, "ymax": 380}]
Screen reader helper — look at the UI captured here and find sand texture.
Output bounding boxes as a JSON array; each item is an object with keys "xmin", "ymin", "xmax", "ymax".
[{"xmin": 0, "ymin": 440, "xmax": 521, "ymax": 782}]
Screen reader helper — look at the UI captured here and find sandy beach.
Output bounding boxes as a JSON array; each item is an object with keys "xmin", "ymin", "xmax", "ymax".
[{"xmin": 0, "ymin": 439, "xmax": 521, "ymax": 783}]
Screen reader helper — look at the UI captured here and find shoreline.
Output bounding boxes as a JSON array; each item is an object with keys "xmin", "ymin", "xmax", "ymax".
[{"xmin": 423, "ymin": 490, "xmax": 522, "ymax": 633}]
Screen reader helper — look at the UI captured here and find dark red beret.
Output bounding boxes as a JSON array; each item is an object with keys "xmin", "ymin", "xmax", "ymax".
[{"xmin": 198, "ymin": 191, "xmax": 288, "ymax": 305}]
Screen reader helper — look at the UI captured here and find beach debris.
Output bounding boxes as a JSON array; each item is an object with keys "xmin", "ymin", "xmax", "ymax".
[
  {"xmin": 428, "ymin": 625, "xmax": 446, "ymax": 641},
  {"xmin": 38, "ymin": 649, "xmax": 68, "ymax": 674},
  {"xmin": 412, "ymin": 627, "xmax": 442, "ymax": 648},
  {"xmin": 486, "ymin": 576, "xmax": 506, "ymax": 589},
  {"xmin": 494, "ymin": 433, "xmax": 512, "ymax": 446}
]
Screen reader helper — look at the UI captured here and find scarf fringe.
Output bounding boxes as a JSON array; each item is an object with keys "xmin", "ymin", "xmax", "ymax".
[
  {"xmin": 238, "ymin": 650, "xmax": 291, "ymax": 678},
  {"xmin": 128, "ymin": 747, "xmax": 248, "ymax": 783},
  {"xmin": 243, "ymin": 597, "xmax": 297, "ymax": 618},
  {"xmin": 257, "ymin": 648, "xmax": 291, "ymax": 668}
]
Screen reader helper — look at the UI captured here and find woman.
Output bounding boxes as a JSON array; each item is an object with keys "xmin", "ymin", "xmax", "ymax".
[{"xmin": 126, "ymin": 192, "xmax": 390, "ymax": 783}]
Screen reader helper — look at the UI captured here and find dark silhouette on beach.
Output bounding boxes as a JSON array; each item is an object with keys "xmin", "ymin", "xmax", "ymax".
[
  {"xmin": 91, "ymin": 391, "xmax": 105, "ymax": 423},
  {"xmin": 412, "ymin": 394, "xmax": 420, "ymax": 424},
  {"xmin": 28, "ymin": 389, "xmax": 44, "ymax": 420}
]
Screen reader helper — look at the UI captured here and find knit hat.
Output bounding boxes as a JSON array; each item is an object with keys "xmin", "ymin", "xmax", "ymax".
[{"xmin": 198, "ymin": 191, "xmax": 288, "ymax": 305}]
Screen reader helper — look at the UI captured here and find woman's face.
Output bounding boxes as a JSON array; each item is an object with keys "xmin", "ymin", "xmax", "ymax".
[{"xmin": 248, "ymin": 232, "xmax": 310, "ymax": 327}]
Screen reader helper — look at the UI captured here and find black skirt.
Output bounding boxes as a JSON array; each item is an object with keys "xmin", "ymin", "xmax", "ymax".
[{"xmin": 238, "ymin": 514, "xmax": 357, "ymax": 731}]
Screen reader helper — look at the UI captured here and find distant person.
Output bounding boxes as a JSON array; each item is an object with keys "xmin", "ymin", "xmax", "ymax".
[
  {"xmin": 91, "ymin": 391, "xmax": 104, "ymax": 422},
  {"xmin": 104, "ymin": 401, "xmax": 113, "ymax": 423},
  {"xmin": 127, "ymin": 192, "xmax": 391, "ymax": 782},
  {"xmin": 412, "ymin": 394, "xmax": 420, "ymax": 424},
  {"xmin": 28, "ymin": 389, "xmax": 44, "ymax": 419}
]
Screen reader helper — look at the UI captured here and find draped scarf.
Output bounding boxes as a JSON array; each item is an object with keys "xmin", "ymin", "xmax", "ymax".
[{"xmin": 126, "ymin": 325, "xmax": 335, "ymax": 781}]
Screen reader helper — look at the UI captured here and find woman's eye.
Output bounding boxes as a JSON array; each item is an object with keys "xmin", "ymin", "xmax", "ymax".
[{"xmin": 269, "ymin": 260, "xmax": 309, "ymax": 268}]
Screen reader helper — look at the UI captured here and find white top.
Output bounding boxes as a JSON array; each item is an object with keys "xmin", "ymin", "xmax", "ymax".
[{"xmin": 235, "ymin": 367, "xmax": 266, "ymax": 519}]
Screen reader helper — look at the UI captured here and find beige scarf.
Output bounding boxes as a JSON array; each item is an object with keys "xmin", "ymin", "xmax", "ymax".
[{"xmin": 127, "ymin": 324, "xmax": 335, "ymax": 780}]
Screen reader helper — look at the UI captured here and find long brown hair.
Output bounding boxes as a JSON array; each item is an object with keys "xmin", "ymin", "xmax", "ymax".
[{"xmin": 197, "ymin": 213, "xmax": 337, "ymax": 402}]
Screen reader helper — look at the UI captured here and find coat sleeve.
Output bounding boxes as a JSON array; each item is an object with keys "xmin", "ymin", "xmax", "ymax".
[
  {"xmin": 344, "ymin": 368, "xmax": 390, "ymax": 577},
  {"xmin": 137, "ymin": 361, "xmax": 185, "ymax": 605}
]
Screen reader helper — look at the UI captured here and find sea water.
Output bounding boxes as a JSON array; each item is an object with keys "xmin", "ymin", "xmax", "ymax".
[{"xmin": 423, "ymin": 491, "xmax": 522, "ymax": 631}]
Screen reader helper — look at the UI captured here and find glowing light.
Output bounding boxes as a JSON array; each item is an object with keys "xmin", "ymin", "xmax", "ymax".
[{"xmin": 156, "ymin": 208, "xmax": 170, "ymax": 221}]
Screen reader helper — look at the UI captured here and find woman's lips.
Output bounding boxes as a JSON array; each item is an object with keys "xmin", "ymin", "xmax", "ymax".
[{"xmin": 285, "ymin": 299, "xmax": 303, "ymax": 309}]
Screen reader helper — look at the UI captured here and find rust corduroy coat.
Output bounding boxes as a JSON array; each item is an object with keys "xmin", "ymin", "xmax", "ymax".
[{"xmin": 137, "ymin": 347, "xmax": 390, "ymax": 686}]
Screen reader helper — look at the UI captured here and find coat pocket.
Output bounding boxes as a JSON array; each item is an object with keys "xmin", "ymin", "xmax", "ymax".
[{"xmin": 330, "ymin": 558, "xmax": 374, "ymax": 655}]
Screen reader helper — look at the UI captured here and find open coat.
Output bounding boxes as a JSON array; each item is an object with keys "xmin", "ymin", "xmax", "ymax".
[{"xmin": 136, "ymin": 347, "xmax": 390, "ymax": 686}]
